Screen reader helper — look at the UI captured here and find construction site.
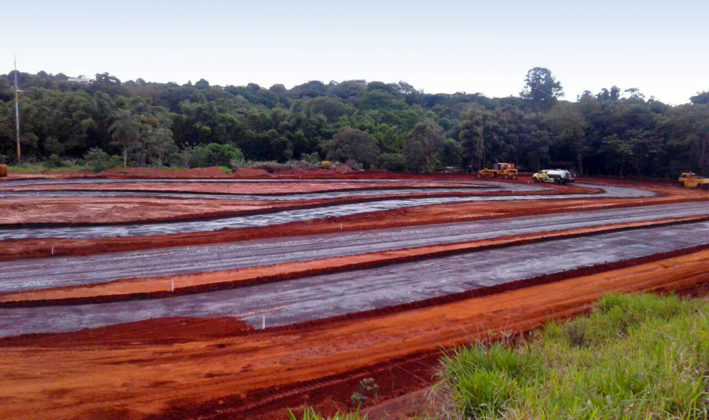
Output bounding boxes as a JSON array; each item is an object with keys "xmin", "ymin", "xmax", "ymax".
[{"xmin": 0, "ymin": 167, "xmax": 707, "ymax": 419}]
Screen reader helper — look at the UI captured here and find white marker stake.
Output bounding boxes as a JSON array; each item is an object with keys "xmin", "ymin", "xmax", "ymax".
[
  {"xmin": 51, "ymin": 246, "xmax": 54, "ymax": 255},
  {"xmin": 171, "ymin": 280, "xmax": 175, "ymax": 292},
  {"xmin": 262, "ymin": 315, "xmax": 266, "ymax": 330}
]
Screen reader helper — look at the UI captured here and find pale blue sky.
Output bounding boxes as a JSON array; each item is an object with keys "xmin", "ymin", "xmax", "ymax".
[{"xmin": 4, "ymin": 0, "xmax": 708, "ymax": 104}]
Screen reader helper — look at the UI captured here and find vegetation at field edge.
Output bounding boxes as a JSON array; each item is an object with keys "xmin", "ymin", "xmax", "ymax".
[
  {"xmin": 2, "ymin": 68, "xmax": 707, "ymax": 176},
  {"xmin": 297, "ymin": 293, "xmax": 708, "ymax": 419},
  {"xmin": 438, "ymin": 293, "xmax": 708, "ymax": 419}
]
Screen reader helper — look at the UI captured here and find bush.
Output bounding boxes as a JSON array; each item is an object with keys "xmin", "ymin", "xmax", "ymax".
[
  {"xmin": 46, "ymin": 154, "xmax": 64, "ymax": 168},
  {"xmin": 378, "ymin": 153, "xmax": 406, "ymax": 172},
  {"xmin": 441, "ymin": 139, "xmax": 462, "ymax": 168},
  {"xmin": 188, "ymin": 143, "xmax": 244, "ymax": 168},
  {"xmin": 84, "ymin": 148, "xmax": 122, "ymax": 172},
  {"xmin": 325, "ymin": 128, "xmax": 380, "ymax": 169},
  {"xmin": 300, "ymin": 151, "xmax": 321, "ymax": 165}
]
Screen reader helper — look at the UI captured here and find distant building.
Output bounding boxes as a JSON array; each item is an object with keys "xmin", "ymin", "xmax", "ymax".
[{"xmin": 67, "ymin": 75, "xmax": 92, "ymax": 84}]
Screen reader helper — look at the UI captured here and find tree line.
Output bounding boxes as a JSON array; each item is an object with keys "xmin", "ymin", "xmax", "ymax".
[{"xmin": 1, "ymin": 68, "xmax": 707, "ymax": 176}]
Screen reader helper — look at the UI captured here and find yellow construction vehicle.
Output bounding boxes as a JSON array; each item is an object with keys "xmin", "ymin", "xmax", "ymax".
[
  {"xmin": 533, "ymin": 169, "xmax": 575, "ymax": 184},
  {"xmin": 532, "ymin": 170, "xmax": 548, "ymax": 182},
  {"xmin": 678, "ymin": 172, "xmax": 709, "ymax": 189},
  {"xmin": 0, "ymin": 164, "xmax": 7, "ymax": 177},
  {"xmin": 476, "ymin": 162, "xmax": 518, "ymax": 179}
]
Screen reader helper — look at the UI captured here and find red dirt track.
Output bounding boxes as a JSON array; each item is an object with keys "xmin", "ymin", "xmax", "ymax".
[
  {"xmin": 1, "ymin": 169, "xmax": 708, "ymax": 419},
  {"xmin": 0, "ymin": 183, "xmax": 597, "ymax": 226},
  {"xmin": 0, "ymin": 250, "xmax": 706, "ymax": 419},
  {"xmin": 1, "ymin": 179, "xmax": 706, "ymax": 260},
  {"xmin": 2, "ymin": 214, "xmax": 706, "ymax": 306}
]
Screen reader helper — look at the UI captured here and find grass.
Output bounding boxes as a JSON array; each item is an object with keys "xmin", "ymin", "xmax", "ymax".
[
  {"xmin": 289, "ymin": 407, "xmax": 366, "ymax": 420},
  {"xmin": 438, "ymin": 293, "xmax": 708, "ymax": 419},
  {"xmin": 8, "ymin": 164, "xmax": 88, "ymax": 173}
]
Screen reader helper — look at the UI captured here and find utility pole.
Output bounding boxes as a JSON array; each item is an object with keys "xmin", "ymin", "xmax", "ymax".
[{"xmin": 14, "ymin": 55, "xmax": 21, "ymax": 163}]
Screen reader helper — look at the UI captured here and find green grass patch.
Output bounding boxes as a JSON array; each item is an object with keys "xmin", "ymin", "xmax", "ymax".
[
  {"xmin": 8, "ymin": 164, "xmax": 88, "ymax": 173},
  {"xmin": 289, "ymin": 407, "xmax": 365, "ymax": 420},
  {"xmin": 439, "ymin": 293, "xmax": 708, "ymax": 419}
]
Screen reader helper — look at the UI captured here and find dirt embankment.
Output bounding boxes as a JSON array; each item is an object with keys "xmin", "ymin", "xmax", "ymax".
[{"xmin": 0, "ymin": 250, "xmax": 706, "ymax": 419}]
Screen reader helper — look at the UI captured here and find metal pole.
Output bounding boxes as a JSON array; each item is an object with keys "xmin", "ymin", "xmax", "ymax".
[{"xmin": 14, "ymin": 55, "xmax": 21, "ymax": 163}]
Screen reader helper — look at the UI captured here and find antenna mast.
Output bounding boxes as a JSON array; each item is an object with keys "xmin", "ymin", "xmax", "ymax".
[{"xmin": 14, "ymin": 55, "xmax": 21, "ymax": 163}]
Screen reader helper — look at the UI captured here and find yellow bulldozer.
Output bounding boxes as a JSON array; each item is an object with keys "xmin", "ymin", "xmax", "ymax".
[
  {"xmin": 678, "ymin": 172, "xmax": 709, "ymax": 189},
  {"xmin": 476, "ymin": 162, "xmax": 518, "ymax": 179}
]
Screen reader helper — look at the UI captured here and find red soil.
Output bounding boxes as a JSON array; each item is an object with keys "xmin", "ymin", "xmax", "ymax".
[
  {"xmin": 0, "ymin": 183, "xmax": 597, "ymax": 226},
  {"xmin": 1, "ymin": 170, "xmax": 705, "ymax": 419},
  {"xmin": 0, "ymin": 197, "xmax": 288, "ymax": 225},
  {"xmin": 2, "ymin": 182, "xmax": 705, "ymax": 260},
  {"xmin": 3, "ymin": 214, "xmax": 705, "ymax": 306},
  {"xmin": 0, "ymin": 250, "xmax": 706, "ymax": 419},
  {"xmin": 0, "ymin": 167, "xmax": 694, "ymax": 182},
  {"xmin": 100, "ymin": 167, "xmax": 232, "ymax": 178},
  {"xmin": 0, "ymin": 179, "xmax": 488, "ymax": 194}
]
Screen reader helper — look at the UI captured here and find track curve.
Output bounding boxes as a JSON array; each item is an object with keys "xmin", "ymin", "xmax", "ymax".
[{"xmin": 0, "ymin": 181, "xmax": 652, "ymax": 240}]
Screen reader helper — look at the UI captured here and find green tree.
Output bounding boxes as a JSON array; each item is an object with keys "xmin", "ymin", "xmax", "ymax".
[
  {"xmin": 2, "ymin": 69, "xmax": 707, "ymax": 178},
  {"xmin": 601, "ymin": 134, "xmax": 633, "ymax": 176},
  {"xmin": 660, "ymin": 104, "xmax": 709, "ymax": 174},
  {"xmin": 526, "ymin": 128, "xmax": 551, "ymax": 171},
  {"xmin": 520, "ymin": 67, "xmax": 563, "ymax": 111},
  {"xmin": 189, "ymin": 143, "xmax": 243, "ymax": 167},
  {"xmin": 441, "ymin": 139, "xmax": 463, "ymax": 167},
  {"xmin": 144, "ymin": 127, "xmax": 176, "ymax": 166},
  {"xmin": 546, "ymin": 102, "xmax": 588, "ymax": 174},
  {"xmin": 689, "ymin": 91, "xmax": 709, "ymax": 105},
  {"xmin": 325, "ymin": 127, "xmax": 380, "ymax": 168},
  {"xmin": 458, "ymin": 108, "xmax": 511, "ymax": 170},
  {"xmin": 404, "ymin": 120, "xmax": 446, "ymax": 173},
  {"xmin": 459, "ymin": 107, "xmax": 487, "ymax": 170},
  {"xmin": 108, "ymin": 108, "xmax": 140, "ymax": 167}
]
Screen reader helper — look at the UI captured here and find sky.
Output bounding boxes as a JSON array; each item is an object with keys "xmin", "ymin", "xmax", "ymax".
[{"xmin": 3, "ymin": 0, "xmax": 708, "ymax": 104}]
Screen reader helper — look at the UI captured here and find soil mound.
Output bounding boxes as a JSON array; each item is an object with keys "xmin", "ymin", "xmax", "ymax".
[{"xmin": 100, "ymin": 167, "xmax": 230, "ymax": 178}]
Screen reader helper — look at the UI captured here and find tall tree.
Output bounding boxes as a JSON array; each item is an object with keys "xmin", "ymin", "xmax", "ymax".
[
  {"xmin": 108, "ymin": 109, "xmax": 140, "ymax": 167},
  {"xmin": 660, "ymin": 104, "xmax": 709, "ymax": 174},
  {"xmin": 325, "ymin": 127, "xmax": 380, "ymax": 169},
  {"xmin": 689, "ymin": 91, "xmax": 709, "ymax": 105},
  {"xmin": 520, "ymin": 67, "xmax": 563, "ymax": 111},
  {"xmin": 459, "ymin": 107, "xmax": 487, "ymax": 170},
  {"xmin": 546, "ymin": 102, "xmax": 588, "ymax": 174},
  {"xmin": 144, "ymin": 127, "xmax": 176, "ymax": 166},
  {"xmin": 404, "ymin": 120, "xmax": 446, "ymax": 173}
]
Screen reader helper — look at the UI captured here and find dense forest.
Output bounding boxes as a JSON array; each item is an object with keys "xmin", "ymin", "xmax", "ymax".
[{"xmin": 1, "ymin": 68, "xmax": 707, "ymax": 176}]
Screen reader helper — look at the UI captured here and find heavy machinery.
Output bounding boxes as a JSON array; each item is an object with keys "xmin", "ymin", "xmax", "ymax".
[
  {"xmin": 0, "ymin": 164, "xmax": 7, "ymax": 177},
  {"xmin": 476, "ymin": 162, "xmax": 518, "ymax": 179},
  {"xmin": 533, "ymin": 169, "xmax": 575, "ymax": 184},
  {"xmin": 678, "ymin": 172, "xmax": 709, "ymax": 189}
]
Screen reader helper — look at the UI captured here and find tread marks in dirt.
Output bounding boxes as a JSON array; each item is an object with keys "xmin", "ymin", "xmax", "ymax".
[
  {"xmin": 0, "ymin": 221, "xmax": 706, "ymax": 337},
  {"xmin": 0, "ymin": 183, "xmax": 653, "ymax": 240}
]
